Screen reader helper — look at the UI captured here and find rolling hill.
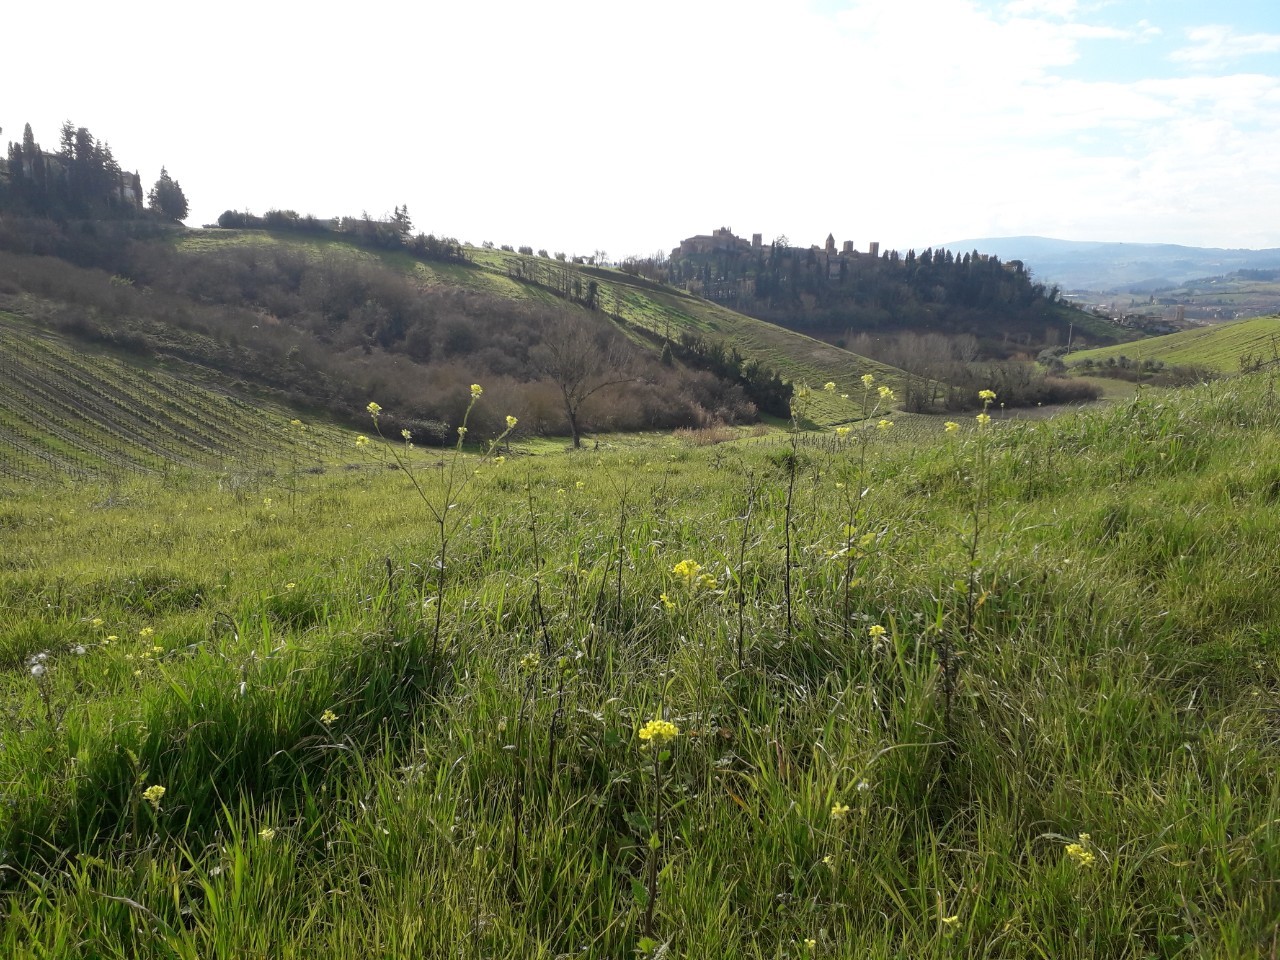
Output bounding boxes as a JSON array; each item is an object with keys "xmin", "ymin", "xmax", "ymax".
[
  {"xmin": 945, "ymin": 236, "xmax": 1280, "ymax": 292},
  {"xmin": 1068, "ymin": 314, "xmax": 1280, "ymax": 374}
]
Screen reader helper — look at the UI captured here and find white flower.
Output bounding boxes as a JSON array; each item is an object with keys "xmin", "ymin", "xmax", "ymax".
[
  {"xmin": 74, "ymin": 645, "xmax": 86, "ymax": 655},
  {"xmin": 31, "ymin": 663, "xmax": 46, "ymax": 677}
]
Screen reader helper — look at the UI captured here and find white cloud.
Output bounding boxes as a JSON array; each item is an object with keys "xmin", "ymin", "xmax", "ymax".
[
  {"xmin": 4, "ymin": 0, "xmax": 1280, "ymax": 251},
  {"xmin": 1172, "ymin": 25, "xmax": 1280, "ymax": 65}
]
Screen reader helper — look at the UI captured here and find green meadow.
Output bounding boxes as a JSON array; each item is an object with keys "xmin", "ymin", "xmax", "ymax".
[
  {"xmin": 1070, "ymin": 314, "xmax": 1280, "ymax": 374},
  {"xmin": 2, "ymin": 363, "xmax": 1278, "ymax": 958}
]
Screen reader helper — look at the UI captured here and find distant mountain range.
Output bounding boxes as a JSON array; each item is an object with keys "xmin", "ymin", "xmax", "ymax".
[{"xmin": 943, "ymin": 236, "xmax": 1280, "ymax": 292}]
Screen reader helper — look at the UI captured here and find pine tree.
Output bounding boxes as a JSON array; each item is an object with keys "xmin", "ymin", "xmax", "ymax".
[{"xmin": 148, "ymin": 167, "xmax": 189, "ymax": 221}]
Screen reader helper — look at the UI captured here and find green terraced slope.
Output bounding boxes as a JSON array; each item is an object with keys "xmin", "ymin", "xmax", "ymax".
[
  {"xmin": 1069, "ymin": 314, "xmax": 1280, "ymax": 373},
  {"xmin": 0, "ymin": 312, "xmax": 348, "ymax": 484}
]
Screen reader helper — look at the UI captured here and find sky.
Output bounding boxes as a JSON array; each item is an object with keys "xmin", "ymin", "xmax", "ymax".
[{"xmin": 5, "ymin": 0, "xmax": 1280, "ymax": 258}]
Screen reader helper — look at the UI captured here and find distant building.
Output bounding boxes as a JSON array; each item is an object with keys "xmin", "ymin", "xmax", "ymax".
[{"xmin": 671, "ymin": 226, "xmax": 752, "ymax": 259}]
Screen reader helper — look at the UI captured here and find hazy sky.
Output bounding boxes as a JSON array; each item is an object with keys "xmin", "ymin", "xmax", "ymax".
[{"xmin": 6, "ymin": 0, "xmax": 1280, "ymax": 257}]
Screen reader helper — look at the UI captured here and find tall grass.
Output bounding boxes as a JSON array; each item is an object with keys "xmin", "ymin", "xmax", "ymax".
[{"xmin": 1, "ymin": 376, "xmax": 1278, "ymax": 958}]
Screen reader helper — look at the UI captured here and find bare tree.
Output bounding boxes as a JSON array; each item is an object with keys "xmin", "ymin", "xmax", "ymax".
[{"xmin": 533, "ymin": 309, "xmax": 634, "ymax": 448}]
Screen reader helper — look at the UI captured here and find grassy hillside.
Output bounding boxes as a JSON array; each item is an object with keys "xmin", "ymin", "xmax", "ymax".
[
  {"xmin": 2, "ymin": 372, "xmax": 1277, "ymax": 957},
  {"xmin": 1069, "ymin": 313, "xmax": 1280, "ymax": 373},
  {"xmin": 183, "ymin": 231, "xmax": 899, "ymax": 425},
  {"xmin": 0, "ymin": 310, "xmax": 349, "ymax": 484}
]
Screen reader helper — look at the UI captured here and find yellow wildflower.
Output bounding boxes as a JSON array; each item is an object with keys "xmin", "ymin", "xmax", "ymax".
[
  {"xmin": 142, "ymin": 784, "xmax": 166, "ymax": 809},
  {"xmin": 285, "ymin": 582, "xmax": 296, "ymax": 591},
  {"xmin": 944, "ymin": 421, "xmax": 959, "ymax": 432},
  {"xmin": 91, "ymin": 617, "xmax": 104, "ymax": 628},
  {"xmin": 366, "ymin": 401, "xmax": 382, "ymax": 416},
  {"xmin": 804, "ymin": 938, "xmax": 817, "ymax": 950},
  {"xmin": 877, "ymin": 385, "xmax": 895, "ymax": 401},
  {"xmin": 861, "ymin": 373, "xmax": 874, "ymax": 388},
  {"xmin": 823, "ymin": 381, "xmax": 836, "ymax": 392},
  {"xmin": 830, "ymin": 802, "xmax": 851, "ymax": 820},
  {"xmin": 976, "ymin": 412, "xmax": 991, "ymax": 425},
  {"xmin": 320, "ymin": 709, "xmax": 338, "ymax": 727},
  {"xmin": 638, "ymin": 717, "xmax": 680, "ymax": 746},
  {"xmin": 470, "ymin": 383, "xmax": 483, "ymax": 398},
  {"xmin": 978, "ymin": 389, "xmax": 997, "ymax": 402},
  {"xmin": 401, "ymin": 428, "xmax": 412, "ymax": 441},
  {"xmin": 494, "ymin": 455, "xmax": 506, "ymax": 464},
  {"xmin": 1065, "ymin": 835, "xmax": 1096, "ymax": 867},
  {"xmin": 139, "ymin": 627, "xmax": 154, "ymax": 639},
  {"xmin": 671, "ymin": 559, "xmax": 704, "ymax": 581},
  {"xmin": 290, "ymin": 419, "xmax": 303, "ymax": 428},
  {"xmin": 868, "ymin": 624, "xmax": 887, "ymax": 638},
  {"xmin": 259, "ymin": 826, "xmax": 276, "ymax": 842},
  {"xmin": 355, "ymin": 435, "xmax": 370, "ymax": 447},
  {"xmin": 876, "ymin": 419, "xmax": 893, "ymax": 431},
  {"xmin": 659, "ymin": 592, "xmax": 675, "ymax": 611},
  {"xmin": 505, "ymin": 414, "xmax": 518, "ymax": 430},
  {"xmin": 835, "ymin": 426, "xmax": 851, "ymax": 439},
  {"xmin": 457, "ymin": 426, "xmax": 467, "ymax": 438}
]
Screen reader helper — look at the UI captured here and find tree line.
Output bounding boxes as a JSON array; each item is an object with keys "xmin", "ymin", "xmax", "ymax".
[
  {"xmin": 661, "ymin": 239, "xmax": 1108, "ymax": 358},
  {"xmin": 1, "ymin": 121, "xmax": 187, "ymax": 221},
  {"xmin": 216, "ymin": 207, "xmax": 467, "ymax": 264}
]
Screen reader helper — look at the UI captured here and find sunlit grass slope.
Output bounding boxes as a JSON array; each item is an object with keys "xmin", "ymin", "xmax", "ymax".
[
  {"xmin": 0, "ymin": 310, "xmax": 349, "ymax": 484},
  {"xmin": 2, "ymin": 373, "xmax": 1278, "ymax": 958},
  {"xmin": 1070, "ymin": 313, "xmax": 1280, "ymax": 373}
]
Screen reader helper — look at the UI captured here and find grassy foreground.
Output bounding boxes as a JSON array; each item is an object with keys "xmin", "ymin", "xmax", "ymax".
[{"xmin": 2, "ymin": 377, "xmax": 1278, "ymax": 958}]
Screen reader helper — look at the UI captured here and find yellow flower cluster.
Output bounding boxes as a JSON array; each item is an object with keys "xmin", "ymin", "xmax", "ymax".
[
  {"xmin": 945, "ymin": 421, "xmax": 960, "ymax": 433},
  {"xmin": 823, "ymin": 381, "xmax": 836, "ymax": 392},
  {"xmin": 868, "ymin": 624, "xmax": 887, "ymax": 638},
  {"xmin": 470, "ymin": 383, "xmax": 483, "ymax": 398},
  {"xmin": 1065, "ymin": 833, "xmax": 1096, "ymax": 867},
  {"xmin": 638, "ymin": 717, "xmax": 680, "ymax": 746},
  {"xmin": 830, "ymin": 802, "xmax": 851, "ymax": 820},
  {"xmin": 671, "ymin": 559, "xmax": 712, "ymax": 587},
  {"xmin": 876, "ymin": 419, "xmax": 894, "ymax": 431},
  {"xmin": 320, "ymin": 709, "xmax": 338, "ymax": 727},
  {"xmin": 861, "ymin": 373, "xmax": 875, "ymax": 388},
  {"xmin": 835, "ymin": 426, "xmax": 852, "ymax": 439},
  {"xmin": 366, "ymin": 401, "xmax": 382, "ymax": 416},
  {"xmin": 978, "ymin": 389, "xmax": 997, "ymax": 402},
  {"xmin": 506, "ymin": 415, "xmax": 518, "ymax": 430},
  {"xmin": 142, "ymin": 784, "xmax": 166, "ymax": 809}
]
